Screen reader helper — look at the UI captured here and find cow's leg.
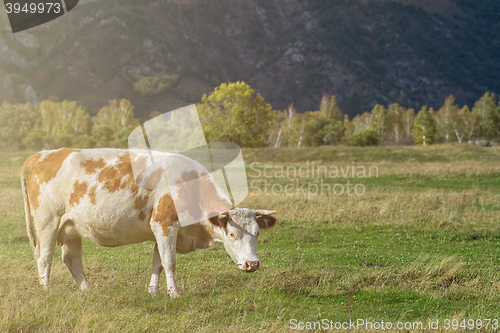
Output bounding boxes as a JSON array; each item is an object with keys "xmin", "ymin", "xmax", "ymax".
[
  {"xmin": 148, "ymin": 242, "xmax": 163, "ymax": 294},
  {"xmin": 151, "ymin": 221, "xmax": 180, "ymax": 297},
  {"xmin": 61, "ymin": 236, "xmax": 90, "ymax": 290},
  {"xmin": 35, "ymin": 215, "xmax": 59, "ymax": 288}
]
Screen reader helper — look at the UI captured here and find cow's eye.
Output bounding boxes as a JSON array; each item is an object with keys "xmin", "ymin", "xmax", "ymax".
[
  {"xmin": 229, "ymin": 233, "xmax": 236, "ymax": 239},
  {"xmin": 256, "ymin": 231, "xmax": 260, "ymax": 237}
]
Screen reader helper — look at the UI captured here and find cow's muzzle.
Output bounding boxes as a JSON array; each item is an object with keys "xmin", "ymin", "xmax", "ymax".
[{"xmin": 241, "ymin": 260, "xmax": 260, "ymax": 272}]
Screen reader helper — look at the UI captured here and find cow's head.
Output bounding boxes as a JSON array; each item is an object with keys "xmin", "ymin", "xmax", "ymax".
[{"xmin": 209, "ymin": 208, "xmax": 276, "ymax": 272}]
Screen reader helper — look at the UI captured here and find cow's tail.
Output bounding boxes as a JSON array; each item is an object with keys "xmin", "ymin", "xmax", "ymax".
[{"xmin": 21, "ymin": 174, "xmax": 37, "ymax": 250}]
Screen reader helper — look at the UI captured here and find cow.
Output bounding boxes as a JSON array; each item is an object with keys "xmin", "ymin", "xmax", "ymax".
[{"xmin": 21, "ymin": 148, "xmax": 277, "ymax": 296}]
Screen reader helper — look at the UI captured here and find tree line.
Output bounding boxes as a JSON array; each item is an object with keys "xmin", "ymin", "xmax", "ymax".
[
  {"xmin": 0, "ymin": 99, "xmax": 140, "ymax": 151},
  {"xmin": 199, "ymin": 82, "xmax": 500, "ymax": 148},
  {"xmin": 0, "ymin": 81, "xmax": 499, "ymax": 151}
]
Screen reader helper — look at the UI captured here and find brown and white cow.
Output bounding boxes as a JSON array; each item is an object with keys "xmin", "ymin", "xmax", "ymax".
[{"xmin": 21, "ymin": 148, "xmax": 276, "ymax": 296}]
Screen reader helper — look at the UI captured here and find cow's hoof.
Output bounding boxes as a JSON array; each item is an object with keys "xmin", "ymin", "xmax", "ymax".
[
  {"xmin": 168, "ymin": 292, "xmax": 181, "ymax": 299},
  {"xmin": 148, "ymin": 286, "xmax": 160, "ymax": 295},
  {"xmin": 79, "ymin": 280, "xmax": 92, "ymax": 291}
]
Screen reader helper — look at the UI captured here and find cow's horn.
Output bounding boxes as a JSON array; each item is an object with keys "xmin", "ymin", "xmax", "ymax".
[
  {"xmin": 255, "ymin": 209, "xmax": 276, "ymax": 216},
  {"xmin": 218, "ymin": 212, "xmax": 229, "ymax": 219}
]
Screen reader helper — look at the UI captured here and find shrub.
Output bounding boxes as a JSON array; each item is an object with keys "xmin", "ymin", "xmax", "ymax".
[
  {"xmin": 347, "ymin": 129, "xmax": 379, "ymax": 146},
  {"xmin": 134, "ymin": 73, "xmax": 180, "ymax": 96},
  {"xmin": 53, "ymin": 134, "xmax": 74, "ymax": 148},
  {"xmin": 23, "ymin": 129, "xmax": 45, "ymax": 150},
  {"xmin": 72, "ymin": 135, "xmax": 95, "ymax": 149},
  {"xmin": 91, "ymin": 124, "xmax": 114, "ymax": 148}
]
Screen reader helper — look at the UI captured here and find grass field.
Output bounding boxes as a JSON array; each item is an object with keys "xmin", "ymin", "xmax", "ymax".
[{"xmin": 1, "ymin": 144, "xmax": 500, "ymax": 332}]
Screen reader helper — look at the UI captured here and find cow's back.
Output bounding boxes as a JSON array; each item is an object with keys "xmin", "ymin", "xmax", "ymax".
[{"xmin": 22, "ymin": 148, "xmax": 165, "ymax": 246}]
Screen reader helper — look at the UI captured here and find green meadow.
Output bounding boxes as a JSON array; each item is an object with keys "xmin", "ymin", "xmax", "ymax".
[{"xmin": 1, "ymin": 145, "xmax": 500, "ymax": 332}]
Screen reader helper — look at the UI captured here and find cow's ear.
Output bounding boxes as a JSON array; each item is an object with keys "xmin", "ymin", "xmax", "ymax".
[
  {"xmin": 209, "ymin": 212, "xmax": 230, "ymax": 228},
  {"xmin": 256, "ymin": 214, "xmax": 277, "ymax": 229}
]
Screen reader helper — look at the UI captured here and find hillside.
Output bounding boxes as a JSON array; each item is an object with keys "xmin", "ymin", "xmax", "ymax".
[{"xmin": 0, "ymin": 0, "xmax": 498, "ymax": 119}]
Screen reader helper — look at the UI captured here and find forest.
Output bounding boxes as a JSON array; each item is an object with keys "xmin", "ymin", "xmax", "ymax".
[{"xmin": 0, "ymin": 81, "xmax": 498, "ymax": 151}]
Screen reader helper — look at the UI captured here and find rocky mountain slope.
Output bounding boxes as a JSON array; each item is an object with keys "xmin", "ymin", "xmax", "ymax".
[{"xmin": 0, "ymin": 0, "xmax": 498, "ymax": 119}]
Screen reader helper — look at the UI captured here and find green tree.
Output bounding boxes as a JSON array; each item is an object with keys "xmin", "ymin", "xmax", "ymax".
[
  {"xmin": 465, "ymin": 107, "xmax": 480, "ymax": 141},
  {"xmin": 23, "ymin": 129, "xmax": 49, "ymax": 151},
  {"xmin": 270, "ymin": 104, "xmax": 296, "ymax": 148},
  {"xmin": 472, "ymin": 92, "xmax": 500, "ymax": 139},
  {"xmin": 400, "ymin": 107, "xmax": 415, "ymax": 139},
  {"xmin": 387, "ymin": 103, "xmax": 403, "ymax": 146},
  {"xmin": 352, "ymin": 111, "xmax": 372, "ymax": 133},
  {"xmin": 273, "ymin": 95, "xmax": 345, "ymax": 148},
  {"xmin": 288, "ymin": 112, "xmax": 307, "ymax": 147},
  {"xmin": 319, "ymin": 94, "xmax": 344, "ymax": 145},
  {"xmin": 450, "ymin": 105, "xmax": 480, "ymax": 144},
  {"xmin": 92, "ymin": 99, "xmax": 141, "ymax": 148},
  {"xmin": 91, "ymin": 125, "xmax": 114, "ymax": 148},
  {"xmin": 347, "ymin": 129, "xmax": 379, "ymax": 146},
  {"xmin": 323, "ymin": 122, "xmax": 345, "ymax": 145},
  {"xmin": 30, "ymin": 100, "xmax": 91, "ymax": 149},
  {"xmin": 134, "ymin": 73, "xmax": 179, "ymax": 97},
  {"xmin": 412, "ymin": 106, "xmax": 436, "ymax": 145},
  {"xmin": 319, "ymin": 94, "xmax": 343, "ymax": 123},
  {"xmin": 435, "ymin": 95, "xmax": 458, "ymax": 143},
  {"xmin": 301, "ymin": 111, "xmax": 326, "ymax": 147},
  {"xmin": 369, "ymin": 104, "xmax": 390, "ymax": 137},
  {"xmin": 39, "ymin": 100, "xmax": 91, "ymax": 137},
  {"xmin": 343, "ymin": 114, "xmax": 354, "ymax": 140},
  {"xmin": 93, "ymin": 99, "xmax": 140, "ymax": 131},
  {"xmin": 287, "ymin": 108, "xmax": 345, "ymax": 147},
  {"xmin": 0, "ymin": 101, "xmax": 40, "ymax": 151},
  {"xmin": 197, "ymin": 81, "xmax": 275, "ymax": 148}
]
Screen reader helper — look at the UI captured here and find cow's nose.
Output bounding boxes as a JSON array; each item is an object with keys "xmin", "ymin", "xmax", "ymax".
[{"xmin": 243, "ymin": 260, "xmax": 260, "ymax": 272}]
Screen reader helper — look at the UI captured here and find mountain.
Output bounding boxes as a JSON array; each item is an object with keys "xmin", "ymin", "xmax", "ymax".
[{"xmin": 0, "ymin": 0, "xmax": 498, "ymax": 119}]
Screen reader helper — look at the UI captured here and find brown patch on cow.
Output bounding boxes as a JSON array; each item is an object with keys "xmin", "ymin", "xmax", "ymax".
[
  {"xmin": 134, "ymin": 194, "xmax": 149, "ymax": 211},
  {"xmin": 96, "ymin": 153, "xmax": 157, "ymax": 195},
  {"xmin": 133, "ymin": 155, "xmax": 149, "ymax": 174},
  {"xmin": 116, "ymin": 153, "xmax": 134, "ymax": 175},
  {"xmin": 21, "ymin": 153, "xmax": 42, "ymax": 211},
  {"xmin": 94, "ymin": 153, "xmax": 155, "ymax": 222},
  {"xmin": 97, "ymin": 153, "xmax": 133, "ymax": 193},
  {"xmin": 21, "ymin": 149, "xmax": 80, "ymax": 212},
  {"xmin": 81, "ymin": 158, "xmax": 106, "ymax": 174},
  {"xmin": 21, "ymin": 153, "xmax": 41, "ymax": 176},
  {"xmin": 98, "ymin": 166, "xmax": 121, "ymax": 193},
  {"xmin": 69, "ymin": 181, "xmax": 89, "ymax": 206},
  {"xmin": 37, "ymin": 148, "xmax": 80, "ymax": 184},
  {"xmin": 139, "ymin": 211, "xmax": 146, "ymax": 221},
  {"xmin": 88, "ymin": 186, "xmax": 97, "ymax": 205},
  {"xmin": 142, "ymin": 168, "xmax": 164, "ymax": 189},
  {"xmin": 117, "ymin": 153, "xmax": 141, "ymax": 194},
  {"xmin": 152, "ymin": 194, "xmax": 178, "ymax": 237}
]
